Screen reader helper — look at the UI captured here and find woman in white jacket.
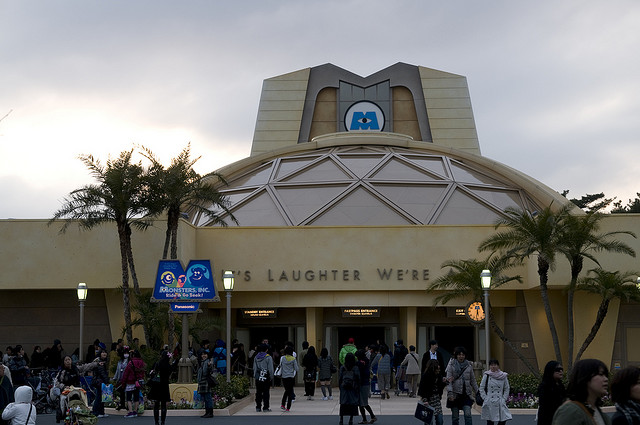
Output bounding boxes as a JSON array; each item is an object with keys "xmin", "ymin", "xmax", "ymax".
[
  {"xmin": 479, "ymin": 359, "xmax": 512, "ymax": 425},
  {"xmin": 2, "ymin": 386, "xmax": 36, "ymax": 425}
]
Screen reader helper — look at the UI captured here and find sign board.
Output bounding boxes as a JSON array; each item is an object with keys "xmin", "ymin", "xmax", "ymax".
[
  {"xmin": 341, "ymin": 308, "xmax": 380, "ymax": 317},
  {"xmin": 152, "ymin": 259, "xmax": 220, "ymax": 302},
  {"xmin": 170, "ymin": 303, "xmax": 200, "ymax": 312},
  {"xmin": 242, "ymin": 309, "xmax": 277, "ymax": 318}
]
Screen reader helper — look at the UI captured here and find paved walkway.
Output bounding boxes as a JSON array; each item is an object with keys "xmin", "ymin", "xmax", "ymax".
[{"xmin": 232, "ymin": 387, "xmax": 537, "ymax": 417}]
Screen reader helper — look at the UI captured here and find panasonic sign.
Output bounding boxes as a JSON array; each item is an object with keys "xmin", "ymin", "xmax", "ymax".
[{"xmin": 345, "ymin": 101, "xmax": 385, "ymax": 132}]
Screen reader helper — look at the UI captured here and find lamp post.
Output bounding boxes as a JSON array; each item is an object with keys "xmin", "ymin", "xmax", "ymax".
[
  {"xmin": 77, "ymin": 282, "xmax": 88, "ymax": 361},
  {"xmin": 480, "ymin": 270, "xmax": 491, "ymax": 371},
  {"xmin": 223, "ymin": 270, "xmax": 235, "ymax": 383}
]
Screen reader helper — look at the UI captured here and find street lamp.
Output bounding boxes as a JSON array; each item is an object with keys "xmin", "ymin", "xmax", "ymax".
[
  {"xmin": 223, "ymin": 270, "xmax": 235, "ymax": 383},
  {"xmin": 480, "ymin": 270, "xmax": 491, "ymax": 371},
  {"xmin": 77, "ymin": 282, "xmax": 88, "ymax": 362}
]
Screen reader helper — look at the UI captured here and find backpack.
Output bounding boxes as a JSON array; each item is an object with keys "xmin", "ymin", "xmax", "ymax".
[
  {"xmin": 256, "ymin": 362, "xmax": 270, "ymax": 382},
  {"xmin": 342, "ymin": 369, "xmax": 355, "ymax": 390}
]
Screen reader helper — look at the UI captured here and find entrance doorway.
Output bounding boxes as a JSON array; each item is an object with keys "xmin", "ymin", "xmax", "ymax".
[
  {"xmin": 249, "ymin": 327, "xmax": 289, "ymax": 352},
  {"xmin": 434, "ymin": 326, "xmax": 475, "ymax": 364},
  {"xmin": 338, "ymin": 326, "xmax": 386, "ymax": 350}
]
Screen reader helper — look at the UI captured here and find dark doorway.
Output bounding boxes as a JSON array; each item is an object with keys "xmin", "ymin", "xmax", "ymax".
[
  {"xmin": 249, "ymin": 327, "xmax": 289, "ymax": 353},
  {"xmin": 434, "ymin": 326, "xmax": 475, "ymax": 365},
  {"xmin": 338, "ymin": 326, "xmax": 386, "ymax": 350}
]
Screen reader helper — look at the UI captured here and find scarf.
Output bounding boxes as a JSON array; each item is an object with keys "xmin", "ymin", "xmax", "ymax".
[
  {"xmin": 615, "ymin": 400, "xmax": 640, "ymax": 425},
  {"xmin": 484, "ymin": 369, "xmax": 508, "ymax": 380},
  {"xmin": 452, "ymin": 359, "xmax": 470, "ymax": 379}
]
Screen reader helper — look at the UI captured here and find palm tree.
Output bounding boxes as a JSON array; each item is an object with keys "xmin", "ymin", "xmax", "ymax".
[
  {"xmin": 556, "ymin": 210, "xmax": 636, "ymax": 370},
  {"xmin": 50, "ymin": 149, "xmax": 152, "ymax": 342},
  {"xmin": 142, "ymin": 144, "xmax": 238, "ymax": 260},
  {"xmin": 573, "ymin": 268, "xmax": 640, "ymax": 363},
  {"xmin": 479, "ymin": 204, "xmax": 572, "ymax": 364},
  {"xmin": 141, "ymin": 144, "xmax": 237, "ymax": 349},
  {"xmin": 427, "ymin": 257, "xmax": 540, "ymax": 377}
]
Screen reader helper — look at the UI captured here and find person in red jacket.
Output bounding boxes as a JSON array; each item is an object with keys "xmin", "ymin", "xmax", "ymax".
[{"xmin": 120, "ymin": 349, "xmax": 146, "ymax": 418}]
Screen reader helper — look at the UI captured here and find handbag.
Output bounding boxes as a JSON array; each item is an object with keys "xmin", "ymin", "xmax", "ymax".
[
  {"xmin": 274, "ymin": 365, "xmax": 282, "ymax": 377},
  {"xmin": 476, "ymin": 376, "xmax": 489, "ymax": 406},
  {"xmin": 414, "ymin": 402, "xmax": 435, "ymax": 424},
  {"xmin": 101, "ymin": 383, "xmax": 114, "ymax": 403}
]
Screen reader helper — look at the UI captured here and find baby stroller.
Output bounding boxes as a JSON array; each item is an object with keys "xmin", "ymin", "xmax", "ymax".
[
  {"xmin": 394, "ymin": 365, "xmax": 409, "ymax": 396},
  {"xmin": 63, "ymin": 387, "xmax": 97, "ymax": 425}
]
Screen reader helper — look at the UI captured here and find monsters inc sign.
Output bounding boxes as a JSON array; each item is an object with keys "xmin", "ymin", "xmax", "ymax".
[
  {"xmin": 151, "ymin": 259, "xmax": 219, "ymax": 302},
  {"xmin": 345, "ymin": 101, "xmax": 385, "ymax": 132}
]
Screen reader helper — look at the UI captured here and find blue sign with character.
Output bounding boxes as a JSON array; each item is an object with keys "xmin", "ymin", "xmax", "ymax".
[{"xmin": 152, "ymin": 259, "xmax": 219, "ymax": 302}]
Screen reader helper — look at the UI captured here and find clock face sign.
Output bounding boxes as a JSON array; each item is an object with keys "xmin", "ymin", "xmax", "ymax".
[{"xmin": 466, "ymin": 301, "xmax": 485, "ymax": 324}]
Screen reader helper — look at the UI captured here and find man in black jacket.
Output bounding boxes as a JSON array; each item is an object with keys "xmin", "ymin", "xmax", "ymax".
[{"xmin": 421, "ymin": 339, "xmax": 446, "ymax": 381}]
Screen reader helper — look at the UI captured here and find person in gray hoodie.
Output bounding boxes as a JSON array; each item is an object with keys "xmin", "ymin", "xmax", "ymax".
[
  {"xmin": 2, "ymin": 385, "xmax": 36, "ymax": 425},
  {"xmin": 279, "ymin": 346, "xmax": 299, "ymax": 411},
  {"xmin": 253, "ymin": 344, "xmax": 274, "ymax": 412}
]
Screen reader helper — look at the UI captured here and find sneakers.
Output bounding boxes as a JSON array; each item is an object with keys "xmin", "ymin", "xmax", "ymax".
[
  {"xmin": 281, "ymin": 405, "xmax": 286, "ymax": 411},
  {"xmin": 97, "ymin": 414, "xmax": 109, "ymax": 418},
  {"xmin": 329, "ymin": 395, "xmax": 333, "ymax": 400},
  {"xmin": 285, "ymin": 408, "xmax": 290, "ymax": 412},
  {"xmin": 263, "ymin": 408, "xmax": 272, "ymax": 412},
  {"xmin": 322, "ymin": 396, "xmax": 328, "ymax": 401},
  {"xmin": 256, "ymin": 407, "xmax": 262, "ymax": 412},
  {"xmin": 124, "ymin": 412, "xmax": 137, "ymax": 418}
]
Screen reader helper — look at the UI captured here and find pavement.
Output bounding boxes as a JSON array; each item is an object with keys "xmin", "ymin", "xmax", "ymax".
[{"xmin": 35, "ymin": 386, "xmax": 549, "ymax": 425}]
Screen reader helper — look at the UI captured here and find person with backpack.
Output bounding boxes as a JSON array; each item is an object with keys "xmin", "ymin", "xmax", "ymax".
[
  {"xmin": 212, "ymin": 339, "xmax": 227, "ymax": 376},
  {"xmin": 371, "ymin": 344, "xmax": 392, "ymax": 399},
  {"xmin": 253, "ymin": 344, "xmax": 274, "ymax": 412},
  {"xmin": 339, "ymin": 352, "xmax": 361, "ymax": 425},
  {"xmin": 302, "ymin": 346, "xmax": 318, "ymax": 400}
]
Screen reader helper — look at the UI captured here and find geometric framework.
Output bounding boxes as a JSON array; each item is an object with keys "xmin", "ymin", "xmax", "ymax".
[{"xmin": 192, "ymin": 145, "xmax": 539, "ymax": 227}]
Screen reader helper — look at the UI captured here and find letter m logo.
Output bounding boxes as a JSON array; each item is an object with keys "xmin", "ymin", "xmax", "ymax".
[{"xmin": 350, "ymin": 112, "xmax": 380, "ymax": 130}]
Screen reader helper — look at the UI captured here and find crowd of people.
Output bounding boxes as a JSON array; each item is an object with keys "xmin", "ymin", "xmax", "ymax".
[{"xmin": 2, "ymin": 335, "xmax": 640, "ymax": 425}]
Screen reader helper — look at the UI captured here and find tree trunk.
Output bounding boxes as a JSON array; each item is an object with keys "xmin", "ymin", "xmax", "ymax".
[
  {"xmin": 574, "ymin": 299, "xmax": 610, "ymax": 364},
  {"xmin": 489, "ymin": 310, "xmax": 540, "ymax": 378},
  {"xmin": 538, "ymin": 257, "xmax": 563, "ymax": 364},
  {"xmin": 125, "ymin": 224, "xmax": 141, "ymax": 295},
  {"xmin": 169, "ymin": 210, "xmax": 179, "ymax": 261},
  {"xmin": 566, "ymin": 256, "xmax": 583, "ymax": 371},
  {"xmin": 118, "ymin": 223, "xmax": 133, "ymax": 343}
]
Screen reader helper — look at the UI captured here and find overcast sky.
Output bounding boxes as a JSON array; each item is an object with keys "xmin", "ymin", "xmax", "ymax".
[{"xmin": 2, "ymin": 1, "xmax": 639, "ymax": 219}]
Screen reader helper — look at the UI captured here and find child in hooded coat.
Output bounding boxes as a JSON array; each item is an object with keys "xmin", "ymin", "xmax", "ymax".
[{"xmin": 2, "ymin": 386, "xmax": 36, "ymax": 425}]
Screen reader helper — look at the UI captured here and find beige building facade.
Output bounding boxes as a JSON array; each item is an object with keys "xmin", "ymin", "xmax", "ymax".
[{"xmin": 2, "ymin": 63, "xmax": 640, "ymax": 373}]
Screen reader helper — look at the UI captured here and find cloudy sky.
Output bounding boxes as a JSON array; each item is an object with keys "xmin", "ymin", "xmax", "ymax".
[{"xmin": 2, "ymin": 1, "xmax": 639, "ymax": 219}]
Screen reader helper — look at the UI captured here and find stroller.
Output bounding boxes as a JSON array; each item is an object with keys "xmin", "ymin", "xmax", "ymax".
[
  {"xmin": 394, "ymin": 365, "xmax": 409, "ymax": 396},
  {"xmin": 63, "ymin": 386, "xmax": 97, "ymax": 425}
]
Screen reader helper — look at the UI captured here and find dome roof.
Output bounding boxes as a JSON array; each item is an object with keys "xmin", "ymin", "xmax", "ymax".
[{"xmin": 192, "ymin": 133, "xmax": 567, "ymax": 227}]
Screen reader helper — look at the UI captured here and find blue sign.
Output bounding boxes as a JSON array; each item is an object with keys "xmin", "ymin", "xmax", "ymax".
[
  {"xmin": 170, "ymin": 303, "xmax": 200, "ymax": 312},
  {"xmin": 350, "ymin": 111, "xmax": 380, "ymax": 130},
  {"xmin": 345, "ymin": 101, "xmax": 385, "ymax": 132},
  {"xmin": 151, "ymin": 260, "xmax": 219, "ymax": 302}
]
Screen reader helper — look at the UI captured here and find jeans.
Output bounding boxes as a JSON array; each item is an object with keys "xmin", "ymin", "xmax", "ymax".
[
  {"xmin": 281, "ymin": 377, "xmax": 295, "ymax": 409},
  {"xmin": 255, "ymin": 380, "xmax": 271, "ymax": 409},
  {"xmin": 201, "ymin": 392, "xmax": 213, "ymax": 409},
  {"xmin": 451, "ymin": 404, "xmax": 472, "ymax": 425},
  {"xmin": 91, "ymin": 385, "xmax": 104, "ymax": 416},
  {"xmin": 434, "ymin": 413, "xmax": 444, "ymax": 425}
]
